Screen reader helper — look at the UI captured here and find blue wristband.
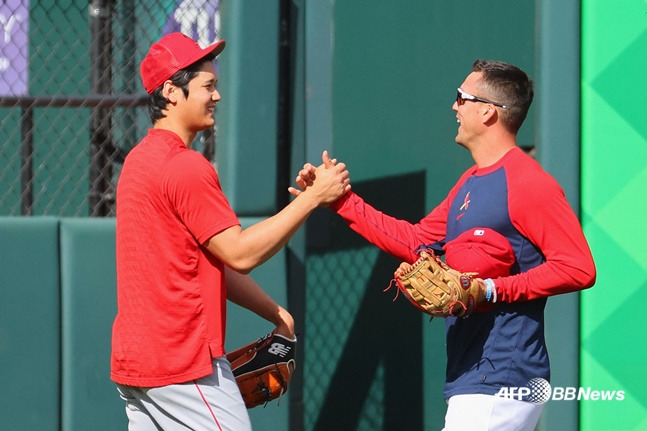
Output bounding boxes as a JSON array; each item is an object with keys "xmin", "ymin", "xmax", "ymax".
[{"xmin": 484, "ymin": 278, "xmax": 496, "ymax": 303}]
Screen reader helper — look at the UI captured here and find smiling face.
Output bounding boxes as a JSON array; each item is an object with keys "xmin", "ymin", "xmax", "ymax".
[
  {"xmin": 175, "ymin": 61, "xmax": 220, "ymax": 133},
  {"xmin": 452, "ymin": 71, "xmax": 488, "ymax": 148}
]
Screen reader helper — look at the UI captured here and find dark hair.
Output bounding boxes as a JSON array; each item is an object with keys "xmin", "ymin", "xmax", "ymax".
[
  {"xmin": 472, "ymin": 59, "xmax": 534, "ymax": 134},
  {"xmin": 147, "ymin": 53, "xmax": 216, "ymax": 124}
]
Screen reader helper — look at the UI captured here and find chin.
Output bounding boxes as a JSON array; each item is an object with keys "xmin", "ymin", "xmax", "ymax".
[{"xmin": 455, "ymin": 137, "xmax": 468, "ymax": 149}]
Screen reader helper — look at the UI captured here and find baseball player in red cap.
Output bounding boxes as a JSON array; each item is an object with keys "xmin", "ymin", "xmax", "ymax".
[
  {"xmin": 291, "ymin": 59, "xmax": 596, "ymax": 430},
  {"xmin": 111, "ymin": 32, "xmax": 350, "ymax": 430}
]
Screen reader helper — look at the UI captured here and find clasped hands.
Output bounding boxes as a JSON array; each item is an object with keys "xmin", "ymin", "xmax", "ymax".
[{"xmin": 288, "ymin": 150, "xmax": 351, "ymax": 206}]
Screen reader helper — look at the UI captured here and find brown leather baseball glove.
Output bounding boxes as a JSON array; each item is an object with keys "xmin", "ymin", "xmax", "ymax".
[{"xmin": 392, "ymin": 250, "xmax": 484, "ymax": 318}]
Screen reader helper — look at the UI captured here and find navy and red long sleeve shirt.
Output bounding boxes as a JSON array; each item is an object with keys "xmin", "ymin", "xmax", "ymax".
[{"xmin": 331, "ymin": 146, "xmax": 595, "ymax": 398}]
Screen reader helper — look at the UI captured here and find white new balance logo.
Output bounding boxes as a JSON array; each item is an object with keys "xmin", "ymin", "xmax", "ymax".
[{"xmin": 268, "ymin": 343, "xmax": 291, "ymax": 357}]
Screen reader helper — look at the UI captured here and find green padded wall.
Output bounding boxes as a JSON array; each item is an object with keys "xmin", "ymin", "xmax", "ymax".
[
  {"xmin": 0, "ymin": 217, "xmax": 60, "ymax": 430},
  {"xmin": 535, "ymin": 1, "xmax": 582, "ymax": 430},
  {"xmin": 216, "ymin": 1, "xmax": 281, "ymax": 216},
  {"xmin": 580, "ymin": 1, "xmax": 647, "ymax": 430},
  {"xmin": 59, "ymin": 218, "xmax": 126, "ymax": 430}
]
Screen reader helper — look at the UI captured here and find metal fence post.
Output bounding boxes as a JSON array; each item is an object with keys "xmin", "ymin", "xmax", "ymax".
[
  {"xmin": 20, "ymin": 105, "xmax": 34, "ymax": 216},
  {"xmin": 89, "ymin": 0, "xmax": 116, "ymax": 216}
]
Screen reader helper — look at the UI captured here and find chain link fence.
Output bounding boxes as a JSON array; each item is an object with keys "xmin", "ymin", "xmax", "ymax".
[
  {"xmin": 305, "ymin": 247, "xmax": 386, "ymax": 431},
  {"xmin": 0, "ymin": 0, "xmax": 221, "ymax": 216}
]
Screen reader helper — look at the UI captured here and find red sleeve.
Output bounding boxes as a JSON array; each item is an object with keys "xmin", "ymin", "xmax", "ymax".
[
  {"xmin": 163, "ymin": 151, "xmax": 240, "ymax": 243},
  {"xmin": 495, "ymin": 170, "xmax": 596, "ymax": 302},
  {"xmin": 330, "ymin": 189, "xmax": 453, "ymax": 263}
]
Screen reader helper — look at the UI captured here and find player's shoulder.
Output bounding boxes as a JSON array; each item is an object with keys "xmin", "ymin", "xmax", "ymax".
[
  {"xmin": 504, "ymin": 149, "xmax": 563, "ymax": 197},
  {"xmin": 160, "ymin": 149, "xmax": 221, "ymax": 195},
  {"xmin": 165, "ymin": 146, "xmax": 214, "ymax": 172}
]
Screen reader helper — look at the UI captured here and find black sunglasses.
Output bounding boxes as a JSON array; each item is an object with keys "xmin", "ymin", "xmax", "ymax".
[{"xmin": 456, "ymin": 88, "xmax": 507, "ymax": 109}]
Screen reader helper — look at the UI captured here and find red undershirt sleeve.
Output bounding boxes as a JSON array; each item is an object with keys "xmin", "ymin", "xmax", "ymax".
[
  {"xmin": 494, "ymin": 171, "xmax": 596, "ymax": 302},
  {"xmin": 330, "ymin": 190, "xmax": 450, "ymax": 264}
]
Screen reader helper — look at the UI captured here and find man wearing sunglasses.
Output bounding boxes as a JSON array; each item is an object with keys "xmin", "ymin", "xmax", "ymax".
[{"xmin": 291, "ymin": 59, "xmax": 596, "ymax": 430}]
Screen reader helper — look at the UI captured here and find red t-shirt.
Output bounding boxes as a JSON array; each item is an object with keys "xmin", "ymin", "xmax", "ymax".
[{"xmin": 111, "ymin": 129, "xmax": 240, "ymax": 387}]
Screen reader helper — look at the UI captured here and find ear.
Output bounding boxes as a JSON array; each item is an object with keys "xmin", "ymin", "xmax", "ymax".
[
  {"xmin": 162, "ymin": 80, "xmax": 179, "ymax": 103},
  {"xmin": 482, "ymin": 105, "xmax": 497, "ymax": 124}
]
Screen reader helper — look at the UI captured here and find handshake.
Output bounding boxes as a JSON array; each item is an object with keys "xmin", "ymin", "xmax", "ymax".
[{"xmin": 288, "ymin": 150, "xmax": 351, "ymax": 206}]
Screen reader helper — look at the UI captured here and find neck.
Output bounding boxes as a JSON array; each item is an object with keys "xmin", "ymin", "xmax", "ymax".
[
  {"xmin": 470, "ymin": 133, "xmax": 517, "ymax": 168},
  {"xmin": 153, "ymin": 120, "xmax": 196, "ymax": 148}
]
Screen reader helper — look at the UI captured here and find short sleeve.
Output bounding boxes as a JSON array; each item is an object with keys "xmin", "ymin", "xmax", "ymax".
[{"xmin": 162, "ymin": 151, "xmax": 240, "ymax": 243}]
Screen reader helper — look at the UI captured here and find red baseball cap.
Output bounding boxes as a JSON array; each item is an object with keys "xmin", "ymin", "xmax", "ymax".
[
  {"xmin": 443, "ymin": 227, "xmax": 516, "ymax": 279},
  {"xmin": 140, "ymin": 32, "xmax": 226, "ymax": 94}
]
